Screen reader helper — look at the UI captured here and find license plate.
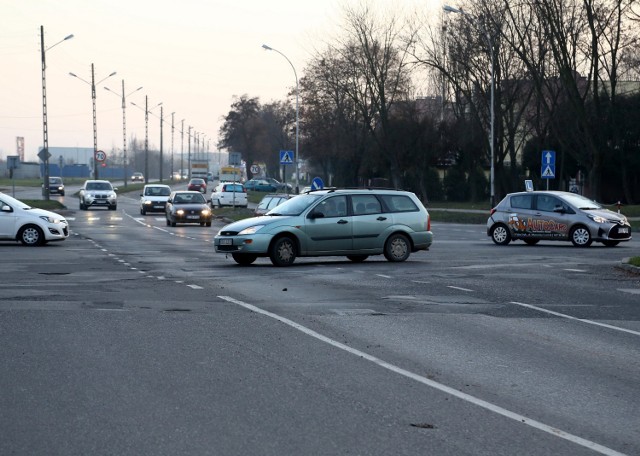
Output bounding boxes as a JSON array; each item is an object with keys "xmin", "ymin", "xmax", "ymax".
[
  {"xmin": 186, "ymin": 215, "xmax": 199, "ymax": 219},
  {"xmin": 153, "ymin": 205, "xmax": 163, "ymax": 209},
  {"xmin": 219, "ymin": 239, "xmax": 232, "ymax": 245},
  {"xmin": 619, "ymin": 228, "xmax": 629, "ymax": 234}
]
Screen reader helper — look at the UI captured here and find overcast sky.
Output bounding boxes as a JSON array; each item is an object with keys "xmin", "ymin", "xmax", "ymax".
[{"xmin": 0, "ymin": 0, "xmax": 440, "ymax": 162}]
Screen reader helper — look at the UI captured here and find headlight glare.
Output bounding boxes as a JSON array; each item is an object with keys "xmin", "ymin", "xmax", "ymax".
[
  {"xmin": 239, "ymin": 225, "xmax": 264, "ymax": 235},
  {"xmin": 588, "ymin": 214, "xmax": 607, "ymax": 224}
]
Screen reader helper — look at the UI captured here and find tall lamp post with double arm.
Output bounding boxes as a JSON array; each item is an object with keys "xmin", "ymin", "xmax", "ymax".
[
  {"xmin": 40, "ymin": 26, "xmax": 73, "ymax": 200},
  {"xmin": 69, "ymin": 64, "xmax": 116, "ymax": 179},
  {"xmin": 131, "ymin": 98, "xmax": 161, "ymax": 184},
  {"xmin": 104, "ymin": 81, "xmax": 142, "ymax": 187},
  {"xmin": 261, "ymin": 43, "xmax": 299, "ymax": 193},
  {"xmin": 444, "ymin": 5, "xmax": 496, "ymax": 207}
]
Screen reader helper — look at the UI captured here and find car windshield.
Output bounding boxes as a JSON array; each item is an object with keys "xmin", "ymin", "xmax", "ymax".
[
  {"xmin": 174, "ymin": 193, "xmax": 206, "ymax": 204},
  {"xmin": 266, "ymin": 194, "xmax": 321, "ymax": 216},
  {"xmin": 0, "ymin": 193, "xmax": 31, "ymax": 210},
  {"xmin": 86, "ymin": 182, "xmax": 113, "ymax": 191},
  {"xmin": 145, "ymin": 187, "xmax": 171, "ymax": 196},
  {"xmin": 50, "ymin": 178, "xmax": 62, "ymax": 184},
  {"xmin": 559, "ymin": 193, "xmax": 603, "ymax": 210}
]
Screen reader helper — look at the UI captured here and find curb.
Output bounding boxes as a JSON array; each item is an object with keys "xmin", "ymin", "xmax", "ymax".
[{"xmin": 616, "ymin": 258, "xmax": 640, "ymax": 275}]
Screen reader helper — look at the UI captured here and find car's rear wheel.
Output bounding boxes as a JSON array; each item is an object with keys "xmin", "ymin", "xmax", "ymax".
[
  {"xmin": 19, "ymin": 225, "xmax": 44, "ymax": 246},
  {"xmin": 524, "ymin": 239, "xmax": 539, "ymax": 245},
  {"xmin": 269, "ymin": 236, "xmax": 296, "ymax": 266},
  {"xmin": 206, "ymin": 221, "xmax": 212, "ymax": 227},
  {"xmin": 347, "ymin": 255, "xmax": 368, "ymax": 262},
  {"xmin": 109, "ymin": 204, "xmax": 117, "ymax": 211},
  {"xmin": 384, "ymin": 233, "xmax": 410, "ymax": 262},
  {"xmin": 570, "ymin": 225, "xmax": 592, "ymax": 247},
  {"xmin": 602, "ymin": 240, "xmax": 619, "ymax": 247},
  {"xmin": 232, "ymin": 253, "xmax": 257, "ymax": 265},
  {"xmin": 490, "ymin": 224, "xmax": 511, "ymax": 245}
]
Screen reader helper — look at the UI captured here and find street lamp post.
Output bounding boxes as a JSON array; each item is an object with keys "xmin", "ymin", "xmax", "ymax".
[
  {"xmin": 443, "ymin": 5, "xmax": 495, "ymax": 207},
  {"xmin": 40, "ymin": 26, "xmax": 73, "ymax": 200},
  {"xmin": 131, "ymin": 98, "xmax": 161, "ymax": 184},
  {"xmin": 180, "ymin": 119, "xmax": 185, "ymax": 180},
  {"xmin": 160, "ymin": 106, "xmax": 164, "ymax": 182},
  {"xmin": 104, "ymin": 81, "xmax": 143, "ymax": 188},
  {"xmin": 262, "ymin": 44, "xmax": 299, "ymax": 193},
  {"xmin": 170, "ymin": 112, "xmax": 175, "ymax": 181},
  {"xmin": 69, "ymin": 64, "xmax": 116, "ymax": 179}
]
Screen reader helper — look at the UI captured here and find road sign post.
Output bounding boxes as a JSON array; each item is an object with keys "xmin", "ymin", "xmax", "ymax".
[{"xmin": 541, "ymin": 150, "xmax": 556, "ymax": 190}]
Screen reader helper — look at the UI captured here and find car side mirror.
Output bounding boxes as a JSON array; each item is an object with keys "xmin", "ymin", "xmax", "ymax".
[
  {"xmin": 309, "ymin": 210, "xmax": 325, "ymax": 219},
  {"xmin": 1, "ymin": 204, "xmax": 12, "ymax": 212}
]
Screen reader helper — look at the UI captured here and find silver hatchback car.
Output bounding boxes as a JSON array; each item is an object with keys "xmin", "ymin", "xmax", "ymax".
[
  {"xmin": 214, "ymin": 189, "xmax": 433, "ymax": 266},
  {"xmin": 487, "ymin": 190, "xmax": 632, "ymax": 247}
]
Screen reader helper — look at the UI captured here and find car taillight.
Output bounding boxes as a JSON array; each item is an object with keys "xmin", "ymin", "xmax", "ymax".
[
  {"xmin": 427, "ymin": 215, "xmax": 431, "ymax": 231},
  {"xmin": 490, "ymin": 208, "xmax": 497, "ymax": 216}
]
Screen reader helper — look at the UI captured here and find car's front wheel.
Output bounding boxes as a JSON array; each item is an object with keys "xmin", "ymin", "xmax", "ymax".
[
  {"xmin": 570, "ymin": 225, "xmax": 592, "ymax": 247},
  {"xmin": 232, "ymin": 253, "xmax": 257, "ymax": 265},
  {"xmin": 269, "ymin": 236, "xmax": 297, "ymax": 266},
  {"xmin": 384, "ymin": 233, "xmax": 411, "ymax": 262},
  {"xmin": 490, "ymin": 224, "xmax": 511, "ymax": 246},
  {"xmin": 19, "ymin": 225, "xmax": 44, "ymax": 246},
  {"xmin": 109, "ymin": 204, "xmax": 117, "ymax": 211}
]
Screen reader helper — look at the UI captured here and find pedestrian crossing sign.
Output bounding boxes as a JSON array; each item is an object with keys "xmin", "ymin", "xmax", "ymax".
[{"xmin": 279, "ymin": 150, "xmax": 294, "ymax": 164}]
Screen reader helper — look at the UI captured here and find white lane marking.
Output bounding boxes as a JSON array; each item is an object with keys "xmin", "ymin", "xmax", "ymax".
[
  {"xmin": 618, "ymin": 289, "xmax": 640, "ymax": 295},
  {"xmin": 511, "ymin": 301, "xmax": 640, "ymax": 337},
  {"xmin": 218, "ymin": 295, "xmax": 626, "ymax": 456},
  {"xmin": 447, "ymin": 285, "xmax": 474, "ymax": 292},
  {"xmin": 376, "ymin": 274, "xmax": 392, "ymax": 279},
  {"xmin": 564, "ymin": 268, "xmax": 587, "ymax": 273},
  {"xmin": 187, "ymin": 284, "xmax": 203, "ymax": 289},
  {"xmin": 412, "ymin": 280, "xmax": 431, "ymax": 284}
]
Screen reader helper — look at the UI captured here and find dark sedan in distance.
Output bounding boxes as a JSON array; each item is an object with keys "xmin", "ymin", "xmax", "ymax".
[{"xmin": 165, "ymin": 191, "xmax": 212, "ymax": 227}]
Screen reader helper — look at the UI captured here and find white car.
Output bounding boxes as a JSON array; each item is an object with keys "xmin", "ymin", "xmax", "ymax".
[
  {"xmin": 79, "ymin": 180, "xmax": 117, "ymax": 210},
  {"xmin": 140, "ymin": 184, "xmax": 171, "ymax": 215},
  {"xmin": 0, "ymin": 192, "xmax": 69, "ymax": 246},
  {"xmin": 210, "ymin": 182, "xmax": 248, "ymax": 208}
]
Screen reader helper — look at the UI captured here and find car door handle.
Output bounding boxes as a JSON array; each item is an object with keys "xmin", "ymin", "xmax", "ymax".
[
  {"xmin": 377, "ymin": 216, "xmax": 387, "ymax": 221},
  {"xmin": 337, "ymin": 219, "xmax": 348, "ymax": 224}
]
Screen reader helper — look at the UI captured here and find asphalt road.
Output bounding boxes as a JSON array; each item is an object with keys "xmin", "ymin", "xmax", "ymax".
[{"xmin": 1, "ymin": 187, "xmax": 639, "ymax": 456}]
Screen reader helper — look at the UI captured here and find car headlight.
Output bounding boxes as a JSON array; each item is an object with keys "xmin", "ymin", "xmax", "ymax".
[
  {"xmin": 588, "ymin": 214, "xmax": 608, "ymax": 224},
  {"xmin": 201, "ymin": 208, "xmax": 211, "ymax": 216},
  {"xmin": 40, "ymin": 215, "xmax": 61, "ymax": 224},
  {"xmin": 144, "ymin": 200, "xmax": 152, "ymax": 205},
  {"xmin": 238, "ymin": 225, "xmax": 265, "ymax": 235},
  {"xmin": 176, "ymin": 209, "xmax": 185, "ymax": 215},
  {"xmin": 109, "ymin": 193, "xmax": 117, "ymax": 198}
]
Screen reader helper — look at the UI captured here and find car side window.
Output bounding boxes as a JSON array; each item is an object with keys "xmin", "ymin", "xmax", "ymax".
[
  {"xmin": 510, "ymin": 194, "xmax": 533, "ymax": 209},
  {"xmin": 379, "ymin": 195, "xmax": 418, "ymax": 213},
  {"xmin": 536, "ymin": 195, "xmax": 560, "ymax": 212},
  {"xmin": 352, "ymin": 195, "xmax": 382, "ymax": 215},
  {"xmin": 317, "ymin": 196, "xmax": 347, "ymax": 217}
]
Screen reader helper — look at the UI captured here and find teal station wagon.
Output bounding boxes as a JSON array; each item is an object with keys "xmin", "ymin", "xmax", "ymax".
[{"xmin": 214, "ymin": 189, "xmax": 433, "ymax": 266}]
